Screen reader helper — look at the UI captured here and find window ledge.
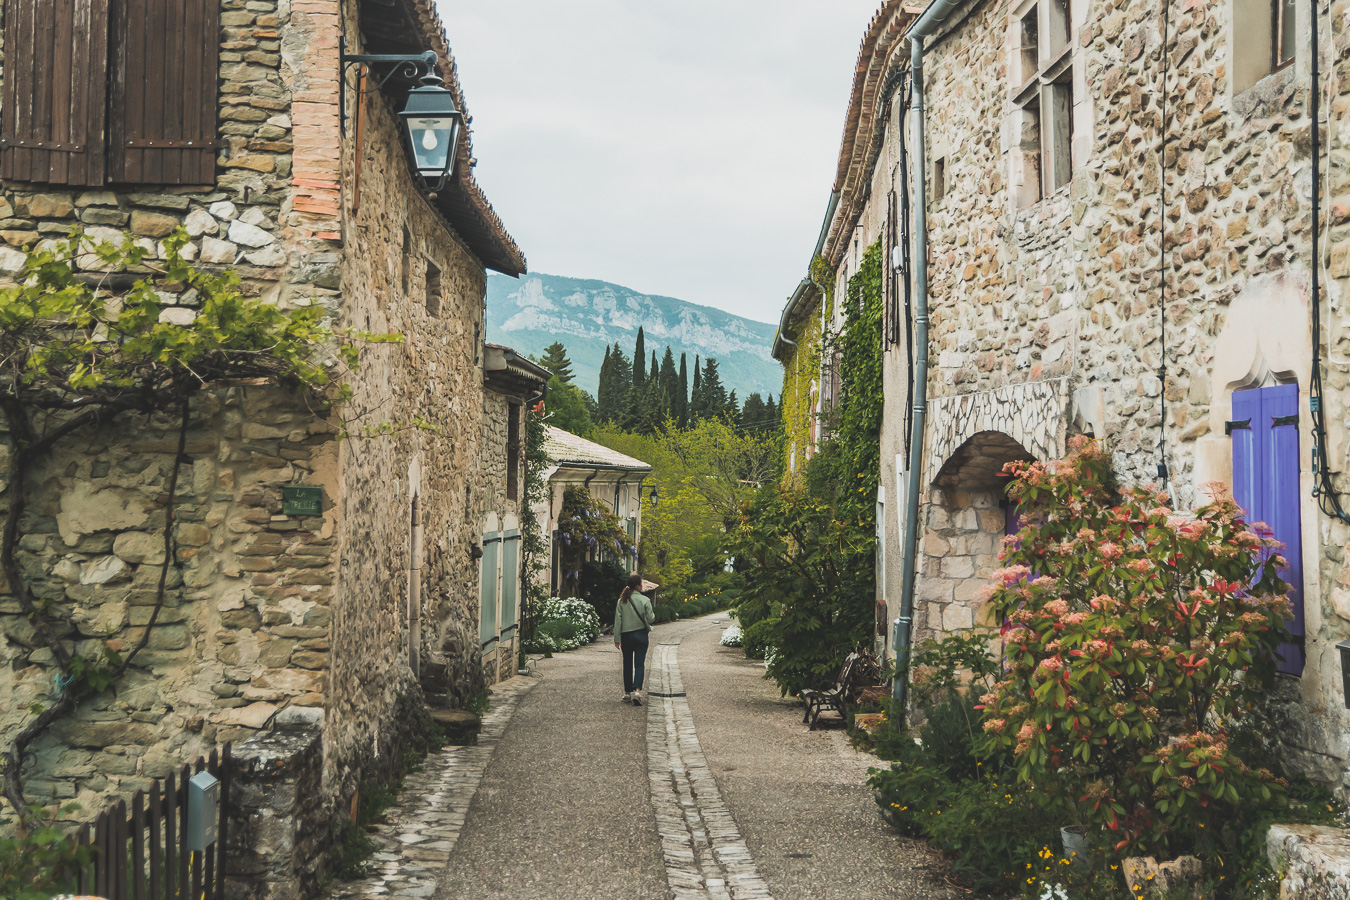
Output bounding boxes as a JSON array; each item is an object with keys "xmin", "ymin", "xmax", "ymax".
[{"xmin": 1232, "ymin": 64, "xmax": 1295, "ymax": 121}]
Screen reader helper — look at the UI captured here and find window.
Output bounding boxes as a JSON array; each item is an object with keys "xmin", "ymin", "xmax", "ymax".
[
  {"xmin": 1011, "ymin": 0, "xmax": 1076, "ymax": 207},
  {"xmin": 480, "ymin": 532, "xmax": 500, "ymax": 653},
  {"xmin": 425, "ymin": 260, "xmax": 442, "ymax": 316},
  {"xmin": 933, "ymin": 157, "xmax": 946, "ymax": 202},
  {"xmin": 1233, "ymin": 0, "xmax": 1297, "ymax": 93},
  {"xmin": 401, "ymin": 227, "xmax": 413, "ymax": 294},
  {"xmin": 1274, "ymin": 0, "xmax": 1297, "ymax": 69},
  {"xmin": 1229, "ymin": 384, "xmax": 1304, "ymax": 675},
  {"xmin": 506, "ymin": 403, "xmax": 522, "ymax": 501},
  {"xmin": 500, "ymin": 532, "xmax": 520, "ymax": 636},
  {"xmin": 0, "ymin": 0, "xmax": 220, "ymax": 186}
]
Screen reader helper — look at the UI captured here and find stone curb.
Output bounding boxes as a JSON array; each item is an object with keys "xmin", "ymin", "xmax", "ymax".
[
  {"xmin": 648, "ymin": 641, "xmax": 773, "ymax": 900},
  {"xmin": 328, "ymin": 676, "xmax": 538, "ymax": 900}
]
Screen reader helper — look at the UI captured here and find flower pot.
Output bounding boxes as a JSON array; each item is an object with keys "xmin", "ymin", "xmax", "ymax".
[{"xmin": 1060, "ymin": 825, "xmax": 1089, "ymax": 868}]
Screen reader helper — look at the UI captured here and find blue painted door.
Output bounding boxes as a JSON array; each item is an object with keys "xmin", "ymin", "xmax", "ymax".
[{"xmin": 1230, "ymin": 385, "xmax": 1304, "ymax": 675}]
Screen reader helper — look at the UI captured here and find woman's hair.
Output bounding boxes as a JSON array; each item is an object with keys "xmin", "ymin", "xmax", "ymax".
[{"xmin": 619, "ymin": 573, "xmax": 643, "ymax": 604}]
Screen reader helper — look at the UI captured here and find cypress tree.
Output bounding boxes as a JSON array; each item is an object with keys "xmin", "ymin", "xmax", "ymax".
[
  {"xmin": 727, "ymin": 389, "xmax": 740, "ymax": 422},
  {"xmin": 658, "ymin": 348, "xmax": 677, "ymax": 423},
  {"xmin": 765, "ymin": 394, "xmax": 779, "ymax": 429},
  {"xmin": 690, "ymin": 355, "xmax": 703, "ymax": 420},
  {"xmin": 701, "ymin": 357, "xmax": 727, "ymax": 418},
  {"xmin": 609, "ymin": 343, "xmax": 632, "ymax": 425},
  {"xmin": 597, "ymin": 345, "xmax": 613, "ymax": 419},
  {"xmin": 677, "ymin": 353, "xmax": 689, "ymax": 428},
  {"xmin": 633, "ymin": 328, "xmax": 646, "ymax": 390}
]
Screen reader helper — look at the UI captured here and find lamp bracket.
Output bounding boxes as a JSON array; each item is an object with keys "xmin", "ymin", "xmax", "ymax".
[{"xmin": 339, "ymin": 37, "xmax": 442, "ymax": 133}]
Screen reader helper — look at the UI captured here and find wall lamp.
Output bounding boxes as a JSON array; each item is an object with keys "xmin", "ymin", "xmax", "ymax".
[
  {"xmin": 340, "ymin": 39, "xmax": 464, "ymax": 193},
  {"xmin": 649, "ymin": 486, "xmax": 659, "ymax": 508}
]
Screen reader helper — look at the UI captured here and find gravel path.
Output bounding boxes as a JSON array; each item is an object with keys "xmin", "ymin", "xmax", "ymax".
[{"xmin": 424, "ymin": 614, "xmax": 959, "ymax": 900}]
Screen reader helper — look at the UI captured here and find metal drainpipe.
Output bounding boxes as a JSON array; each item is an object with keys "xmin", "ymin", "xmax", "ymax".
[{"xmin": 892, "ymin": 0, "xmax": 962, "ymax": 721}]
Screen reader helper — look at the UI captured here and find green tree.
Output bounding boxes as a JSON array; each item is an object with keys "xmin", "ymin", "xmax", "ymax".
[
  {"xmin": 740, "ymin": 392, "xmax": 766, "ymax": 430},
  {"xmin": 690, "ymin": 355, "xmax": 703, "ymax": 420},
  {"xmin": 598, "ymin": 343, "xmax": 630, "ymax": 424},
  {"xmin": 700, "ymin": 357, "xmax": 727, "ymax": 419},
  {"xmin": 546, "ymin": 376, "xmax": 594, "ymax": 436},
  {"xmin": 0, "ymin": 230, "xmax": 398, "ymax": 818},
  {"xmin": 538, "ymin": 341, "xmax": 575, "ymax": 383},
  {"xmin": 633, "ymin": 327, "xmax": 646, "ymax": 390},
  {"xmin": 677, "ymin": 353, "xmax": 689, "ymax": 427}
]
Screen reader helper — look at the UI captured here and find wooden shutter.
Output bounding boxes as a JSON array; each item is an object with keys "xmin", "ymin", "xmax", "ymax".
[
  {"xmin": 500, "ymin": 532, "xmax": 520, "ymax": 636},
  {"xmin": 479, "ymin": 533, "xmax": 500, "ymax": 652},
  {"xmin": 0, "ymin": 0, "xmax": 109, "ymax": 185},
  {"xmin": 1231, "ymin": 384, "xmax": 1304, "ymax": 675},
  {"xmin": 107, "ymin": 0, "xmax": 219, "ymax": 184}
]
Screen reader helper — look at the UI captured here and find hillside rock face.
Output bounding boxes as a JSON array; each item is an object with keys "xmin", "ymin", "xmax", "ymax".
[{"xmin": 486, "ymin": 273, "xmax": 779, "ymax": 399}]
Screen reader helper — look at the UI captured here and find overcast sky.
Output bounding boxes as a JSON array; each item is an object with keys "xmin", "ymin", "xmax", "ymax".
[{"xmin": 436, "ymin": 1, "xmax": 883, "ymax": 325}]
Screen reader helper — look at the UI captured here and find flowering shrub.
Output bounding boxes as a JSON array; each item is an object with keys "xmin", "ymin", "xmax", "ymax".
[
  {"xmin": 720, "ymin": 624, "xmax": 743, "ymax": 647},
  {"xmin": 980, "ymin": 438, "xmax": 1291, "ymax": 854},
  {"xmin": 522, "ymin": 596, "xmax": 601, "ymax": 653}
]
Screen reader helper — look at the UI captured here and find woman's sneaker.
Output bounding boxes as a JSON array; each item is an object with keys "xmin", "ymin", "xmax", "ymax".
[
  {"xmin": 621, "ymin": 692, "xmax": 631, "ymax": 702},
  {"xmin": 631, "ymin": 690, "xmax": 642, "ymax": 706}
]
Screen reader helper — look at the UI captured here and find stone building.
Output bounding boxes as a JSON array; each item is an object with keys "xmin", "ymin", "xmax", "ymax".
[
  {"xmin": 533, "ymin": 426, "xmax": 651, "ymax": 597},
  {"xmin": 0, "ymin": 0, "xmax": 534, "ymax": 841},
  {"xmin": 778, "ymin": 0, "xmax": 1350, "ymax": 791},
  {"xmin": 478, "ymin": 345, "xmax": 549, "ymax": 682}
]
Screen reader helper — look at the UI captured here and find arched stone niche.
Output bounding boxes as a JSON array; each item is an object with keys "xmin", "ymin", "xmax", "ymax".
[
  {"xmin": 917, "ymin": 431, "xmax": 1036, "ymax": 646},
  {"xmin": 924, "ymin": 379, "xmax": 1069, "ymax": 485}
]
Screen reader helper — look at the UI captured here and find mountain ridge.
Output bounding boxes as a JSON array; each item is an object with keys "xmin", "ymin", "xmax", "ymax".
[{"xmin": 485, "ymin": 272, "xmax": 780, "ymax": 400}]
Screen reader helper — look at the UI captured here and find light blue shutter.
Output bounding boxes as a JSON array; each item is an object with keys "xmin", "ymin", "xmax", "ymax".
[
  {"xmin": 480, "ymin": 533, "xmax": 499, "ymax": 651},
  {"xmin": 1230, "ymin": 385, "xmax": 1304, "ymax": 675},
  {"xmin": 500, "ymin": 532, "xmax": 520, "ymax": 636}
]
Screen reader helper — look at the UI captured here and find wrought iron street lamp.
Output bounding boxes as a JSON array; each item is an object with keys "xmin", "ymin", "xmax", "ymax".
[
  {"xmin": 649, "ymin": 486, "xmax": 659, "ymax": 508},
  {"xmin": 340, "ymin": 41, "xmax": 464, "ymax": 193}
]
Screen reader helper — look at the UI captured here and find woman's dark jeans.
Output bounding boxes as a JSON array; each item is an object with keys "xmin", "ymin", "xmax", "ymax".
[{"xmin": 620, "ymin": 629, "xmax": 650, "ymax": 692}]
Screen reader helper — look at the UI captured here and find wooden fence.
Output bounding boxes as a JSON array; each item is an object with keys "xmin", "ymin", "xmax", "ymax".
[{"xmin": 73, "ymin": 744, "xmax": 231, "ymax": 900}]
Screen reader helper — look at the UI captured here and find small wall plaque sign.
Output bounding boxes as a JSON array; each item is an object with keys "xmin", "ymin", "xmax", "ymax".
[{"xmin": 282, "ymin": 485, "xmax": 323, "ymax": 516}]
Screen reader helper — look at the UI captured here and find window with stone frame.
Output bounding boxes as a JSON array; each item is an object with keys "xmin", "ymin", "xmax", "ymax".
[
  {"xmin": 1010, "ymin": 0, "xmax": 1076, "ymax": 208},
  {"xmin": 506, "ymin": 402, "xmax": 522, "ymax": 502},
  {"xmin": 0, "ymin": 0, "xmax": 220, "ymax": 187},
  {"xmin": 1232, "ymin": 0, "xmax": 1298, "ymax": 93},
  {"xmin": 425, "ymin": 259, "xmax": 442, "ymax": 316}
]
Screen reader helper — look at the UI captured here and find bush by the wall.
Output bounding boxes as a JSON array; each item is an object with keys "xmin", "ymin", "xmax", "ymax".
[
  {"xmin": 522, "ymin": 596, "xmax": 601, "ymax": 653},
  {"xmin": 740, "ymin": 618, "xmax": 776, "ymax": 661}
]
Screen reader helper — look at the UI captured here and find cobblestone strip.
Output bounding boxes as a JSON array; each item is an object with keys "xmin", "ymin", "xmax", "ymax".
[
  {"xmin": 647, "ymin": 642, "xmax": 773, "ymax": 900},
  {"xmin": 330, "ymin": 676, "xmax": 537, "ymax": 900}
]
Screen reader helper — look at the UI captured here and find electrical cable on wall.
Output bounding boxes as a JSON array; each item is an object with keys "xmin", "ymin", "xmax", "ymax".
[
  {"xmin": 1307, "ymin": 0, "xmax": 1350, "ymax": 522},
  {"xmin": 1155, "ymin": 0, "xmax": 1173, "ymax": 494}
]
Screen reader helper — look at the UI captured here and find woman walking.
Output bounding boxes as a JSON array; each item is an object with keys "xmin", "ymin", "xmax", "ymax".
[{"xmin": 614, "ymin": 574, "xmax": 655, "ymax": 705}]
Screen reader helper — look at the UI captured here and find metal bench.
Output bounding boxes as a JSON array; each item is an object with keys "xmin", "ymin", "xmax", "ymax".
[{"xmin": 799, "ymin": 652, "xmax": 862, "ymax": 731}]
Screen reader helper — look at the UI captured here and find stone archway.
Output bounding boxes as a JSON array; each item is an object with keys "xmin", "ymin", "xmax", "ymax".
[{"xmin": 915, "ymin": 430, "xmax": 1035, "ymax": 646}]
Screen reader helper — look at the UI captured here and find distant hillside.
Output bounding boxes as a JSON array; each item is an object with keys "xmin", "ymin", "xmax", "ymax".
[{"xmin": 485, "ymin": 273, "xmax": 779, "ymax": 401}]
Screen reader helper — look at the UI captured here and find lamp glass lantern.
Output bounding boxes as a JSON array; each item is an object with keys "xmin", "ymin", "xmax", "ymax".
[
  {"xmin": 399, "ymin": 84, "xmax": 463, "ymax": 192},
  {"xmin": 649, "ymin": 486, "xmax": 659, "ymax": 507}
]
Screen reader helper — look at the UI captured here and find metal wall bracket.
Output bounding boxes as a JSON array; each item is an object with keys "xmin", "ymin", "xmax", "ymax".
[{"xmin": 339, "ymin": 36, "xmax": 441, "ymax": 134}]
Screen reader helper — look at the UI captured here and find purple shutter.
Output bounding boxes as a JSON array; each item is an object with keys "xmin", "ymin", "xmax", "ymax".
[{"xmin": 1231, "ymin": 385, "xmax": 1304, "ymax": 675}]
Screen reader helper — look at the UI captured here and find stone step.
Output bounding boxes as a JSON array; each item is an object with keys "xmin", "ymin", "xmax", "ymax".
[
  {"xmin": 429, "ymin": 708, "xmax": 482, "ymax": 745},
  {"xmin": 1268, "ymin": 824, "xmax": 1350, "ymax": 900}
]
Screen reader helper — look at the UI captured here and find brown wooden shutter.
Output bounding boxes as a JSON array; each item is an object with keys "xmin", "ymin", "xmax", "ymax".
[
  {"xmin": 0, "ymin": 0, "xmax": 110, "ymax": 186},
  {"xmin": 108, "ymin": 0, "xmax": 219, "ymax": 185}
]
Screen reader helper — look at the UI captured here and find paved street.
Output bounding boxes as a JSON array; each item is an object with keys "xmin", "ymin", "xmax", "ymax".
[{"xmin": 334, "ymin": 613, "xmax": 958, "ymax": 900}]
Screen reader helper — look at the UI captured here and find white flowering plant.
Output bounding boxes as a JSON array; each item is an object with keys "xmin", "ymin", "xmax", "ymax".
[
  {"xmin": 524, "ymin": 596, "xmax": 602, "ymax": 653},
  {"xmin": 719, "ymin": 624, "xmax": 742, "ymax": 647}
]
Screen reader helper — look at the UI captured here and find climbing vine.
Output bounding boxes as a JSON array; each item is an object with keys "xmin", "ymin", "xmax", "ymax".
[
  {"xmin": 0, "ymin": 230, "xmax": 395, "ymax": 826},
  {"xmin": 735, "ymin": 241, "xmax": 884, "ymax": 696}
]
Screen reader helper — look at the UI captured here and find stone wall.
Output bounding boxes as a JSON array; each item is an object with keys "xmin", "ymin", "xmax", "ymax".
[
  {"xmin": 325, "ymin": 18, "xmax": 491, "ymax": 807},
  {"xmin": 0, "ymin": 387, "xmax": 337, "ymax": 827}
]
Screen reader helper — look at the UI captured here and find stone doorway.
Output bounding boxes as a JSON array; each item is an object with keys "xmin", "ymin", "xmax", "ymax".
[{"xmin": 916, "ymin": 431, "xmax": 1034, "ymax": 646}]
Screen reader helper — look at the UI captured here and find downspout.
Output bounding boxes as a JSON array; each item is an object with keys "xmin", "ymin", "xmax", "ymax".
[{"xmin": 893, "ymin": 0, "xmax": 964, "ymax": 722}]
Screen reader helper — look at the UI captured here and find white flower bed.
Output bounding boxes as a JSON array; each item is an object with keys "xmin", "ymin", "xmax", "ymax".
[
  {"xmin": 524, "ymin": 596, "xmax": 602, "ymax": 653},
  {"xmin": 719, "ymin": 624, "xmax": 742, "ymax": 647}
]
